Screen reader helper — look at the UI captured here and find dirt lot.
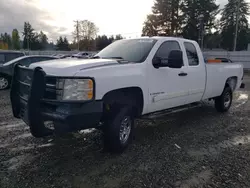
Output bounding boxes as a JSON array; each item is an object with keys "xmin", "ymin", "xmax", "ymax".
[{"xmin": 1, "ymin": 77, "xmax": 250, "ymax": 188}]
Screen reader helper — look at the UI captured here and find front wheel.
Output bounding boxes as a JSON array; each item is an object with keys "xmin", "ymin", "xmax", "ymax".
[
  {"xmin": 0, "ymin": 75, "xmax": 10, "ymax": 90},
  {"xmin": 214, "ymin": 87, "xmax": 233, "ymax": 112},
  {"xmin": 103, "ymin": 106, "xmax": 135, "ymax": 153}
]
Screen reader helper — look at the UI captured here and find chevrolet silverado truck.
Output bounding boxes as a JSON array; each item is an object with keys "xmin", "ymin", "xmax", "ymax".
[{"xmin": 10, "ymin": 37, "xmax": 244, "ymax": 152}]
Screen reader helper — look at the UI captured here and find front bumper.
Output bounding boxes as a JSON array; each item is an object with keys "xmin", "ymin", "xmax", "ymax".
[{"xmin": 10, "ymin": 65, "xmax": 103, "ymax": 137}]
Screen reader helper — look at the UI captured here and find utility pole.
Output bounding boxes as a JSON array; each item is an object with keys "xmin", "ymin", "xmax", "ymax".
[
  {"xmin": 27, "ymin": 35, "xmax": 30, "ymax": 52},
  {"xmin": 198, "ymin": 14, "xmax": 204, "ymax": 50},
  {"xmin": 233, "ymin": 0, "xmax": 240, "ymax": 51},
  {"xmin": 74, "ymin": 20, "xmax": 80, "ymax": 51}
]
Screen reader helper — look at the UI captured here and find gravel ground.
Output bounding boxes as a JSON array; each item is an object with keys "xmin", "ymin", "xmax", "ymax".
[{"xmin": 1, "ymin": 77, "xmax": 250, "ymax": 188}]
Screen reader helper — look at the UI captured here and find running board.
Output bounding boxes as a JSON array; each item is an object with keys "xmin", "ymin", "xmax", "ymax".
[{"xmin": 141, "ymin": 102, "xmax": 202, "ymax": 120}]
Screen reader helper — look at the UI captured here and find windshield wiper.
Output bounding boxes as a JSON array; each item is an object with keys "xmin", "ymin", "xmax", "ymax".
[
  {"xmin": 92, "ymin": 56, "xmax": 130, "ymax": 63},
  {"xmin": 103, "ymin": 57, "xmax": 124, "ymax": 60}
]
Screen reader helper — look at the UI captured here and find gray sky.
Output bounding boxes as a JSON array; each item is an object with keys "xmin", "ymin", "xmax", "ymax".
[{"xmin": 0, "ymin": 0, "xmax": 244, "ymax": 42}]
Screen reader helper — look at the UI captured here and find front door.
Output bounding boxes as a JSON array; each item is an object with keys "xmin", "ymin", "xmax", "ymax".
[{"xmin": 147, "ymin": 40, "xmax": 190, "ymax": 113}]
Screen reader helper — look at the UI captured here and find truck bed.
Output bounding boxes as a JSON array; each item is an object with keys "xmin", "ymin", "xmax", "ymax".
[{"xmin": 202, "ymin": 63, "xmax": 243, "ymax": 100}]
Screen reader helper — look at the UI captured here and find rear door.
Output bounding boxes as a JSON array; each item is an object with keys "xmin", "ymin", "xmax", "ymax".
[
  {"xmin": 182, "ymin": 42, "xmax": 206, "ymax": 104},
  {"xmin": 147, "ymin": 40, "xmax": 190, "ymax": 113}
]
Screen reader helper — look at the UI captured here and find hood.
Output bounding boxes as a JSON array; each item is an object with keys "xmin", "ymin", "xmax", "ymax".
[{"xmin": 29, "ymin": 58, "xmax": 119, "ymax": 76}]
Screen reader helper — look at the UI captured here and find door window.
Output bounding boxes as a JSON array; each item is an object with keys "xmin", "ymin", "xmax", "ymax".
[
  {"xmin": 154, "ymin": 41, "xmax": 181, "ymax": 59},
  {"xmin": 184, "ymin": 42, "xmax": 199, "ymax": 66}
]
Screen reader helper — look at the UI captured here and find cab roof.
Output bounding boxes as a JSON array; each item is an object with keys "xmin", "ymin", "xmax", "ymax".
[{"xmin": 125, "ymin": 36, "xmax": 197, "ymax": 44}]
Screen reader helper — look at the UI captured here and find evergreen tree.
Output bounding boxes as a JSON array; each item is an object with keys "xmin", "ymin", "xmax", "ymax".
[
  {"xmin": 220, "ymin": 0, "xmax": 250, "ymax": 50},
  {"xmin": 96, "ymin": 35, "xmax": 110, "ymax": 50},
  {"xmin": 56, "ymin": 36, "xmax": 64, "ymax": 51},
  {"xmin": 142, "ymin": 14, "xmax": 158, "ymax": 36},
  {"xmin": 204, "ymin": 32, "xmax": 222, "ymax": 49},
  {"xmin": 181, "ymin": 0, "xmax": 219, "ymax": 41},
  {"xmin": 38, "ymin": 31, "xmax": 48, "ymax": 50},
  {"xmin": 115, "ymin": 34, "xmax": 123, "ymax": 40},
  {"xmin": 12, "ymin": 29, "xmax": 20, "ymax": 50},
  {"xmin": 142, "ymin": 0, "xmax": 183, "ymax": 36},
  {"xmin": 22, "ymin": 22, "xmax": 35, "ymax": 50},
  {"xmin": 63, "ymin": 37, "xmax": 70, "ymax": 51},
  {"xmin": 56, "ymin": 36, "xmax": 70, "ymax": 51}
]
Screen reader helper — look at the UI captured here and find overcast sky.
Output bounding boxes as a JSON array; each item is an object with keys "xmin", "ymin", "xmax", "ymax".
[{"xmin": 0, "ymin": 0, "xmax": 246, "ymax": 42}]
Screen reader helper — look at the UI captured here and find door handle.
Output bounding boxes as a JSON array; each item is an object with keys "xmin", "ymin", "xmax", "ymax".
[{"xmin": 178, "ymin": 72, "xmax": 188, "ymax": 76}]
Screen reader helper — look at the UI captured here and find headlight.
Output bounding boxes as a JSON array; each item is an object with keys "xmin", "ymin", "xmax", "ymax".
[{"xmin": 56, "ymin": 79, "xmax": 94, "ymax": 100}]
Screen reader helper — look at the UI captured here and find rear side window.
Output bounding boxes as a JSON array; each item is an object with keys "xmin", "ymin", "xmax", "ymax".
[{"xmin": 184, "ymin": 42, "xmax": 199, "ymax": 66}]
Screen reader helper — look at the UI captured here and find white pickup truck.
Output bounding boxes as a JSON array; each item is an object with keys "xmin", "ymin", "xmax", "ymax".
[{"xmin": 11, "ymin": 37, "xmax": 244, "ymax": 152}]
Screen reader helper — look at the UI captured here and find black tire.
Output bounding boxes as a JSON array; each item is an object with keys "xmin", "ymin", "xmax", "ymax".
[
  {"xmin": 103, "ymin": 106, "xmax": 135, "ymax": 153},
  {"xmin": 0, "ymin": 75, "xmax": 10, "ymax": 90},
  {"xmin": 214, "ymin": 86, "xmax": 233, "ymax": 112},
  {"xmin": 30, "ymin": 126, "xmax": 53, "ymax": 138}
]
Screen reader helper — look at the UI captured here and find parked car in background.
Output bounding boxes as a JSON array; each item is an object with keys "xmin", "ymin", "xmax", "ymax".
[
  {"xmin": 72, "ymin": 52, "xmax": 90, "ymax": 59},
  {"xmin": 0, "ymin": 55, "xmax": 58, "ymax": 90},
  {"xmin": 0, "ymin": 51, "xmax": 25, "ymax": 64},
  {"xmin": 88, "ymin": 52, "xmax": 98, "ymax": 58}
]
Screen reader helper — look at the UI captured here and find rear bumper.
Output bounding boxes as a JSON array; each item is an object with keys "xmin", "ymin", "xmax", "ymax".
[{"xmin": 10, "ymin": 65, "xmax": 103, "ymax": 137}]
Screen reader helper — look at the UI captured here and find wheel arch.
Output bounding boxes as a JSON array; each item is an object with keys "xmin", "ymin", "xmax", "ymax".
[
  {"xmin": 0, "ymin": 72, "xmax": 12, "ymax": 78},
  {"xmin": 225, "ymin": 76, "xmax": 237, "ymax": 91},
  {"xmin": 102, "ymin": 87, "xmax": 144, "ymax": 117}
]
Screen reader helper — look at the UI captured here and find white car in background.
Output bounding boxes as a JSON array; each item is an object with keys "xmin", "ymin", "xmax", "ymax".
[{"xmin": 72, "ymin": 52, "xmax": 90, "ymax": 59}]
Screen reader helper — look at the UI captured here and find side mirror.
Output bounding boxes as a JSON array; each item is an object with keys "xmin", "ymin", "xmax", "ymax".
[{"xmin": 167, "ymin": 50, "xmax": 183, "ymax": 68}]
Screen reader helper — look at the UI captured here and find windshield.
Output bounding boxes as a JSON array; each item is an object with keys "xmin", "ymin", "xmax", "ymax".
[{"xmin": 95, "ymin": 39, "xmax": 157, "ymax": 63}]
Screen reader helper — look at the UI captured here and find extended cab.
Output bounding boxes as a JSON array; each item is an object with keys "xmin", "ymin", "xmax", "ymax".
[{"xmin": 10, "ymin": 37, "xmax": 244, "ymax": 152}]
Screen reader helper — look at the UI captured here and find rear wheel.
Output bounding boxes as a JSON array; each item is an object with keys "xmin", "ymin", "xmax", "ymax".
[
  {"xmin": 0, "ymin": 75, "xmax": 10, "ymax": 90},
  {"xmin": 214, "ymin": 87, "xmax": 232, "ymax": 112},
  {"xmin": 103, "ymin": 106, "xmax": 135, "ymax": 153}
]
